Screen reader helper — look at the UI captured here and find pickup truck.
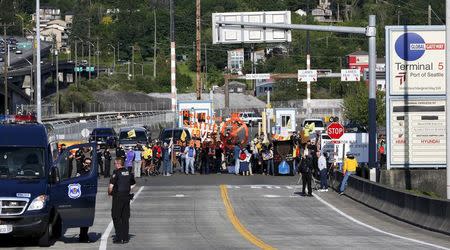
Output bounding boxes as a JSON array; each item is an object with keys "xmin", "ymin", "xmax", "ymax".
[{"xmin": 0, "ymin": 115, "xmax": 98, "ymax": 246}]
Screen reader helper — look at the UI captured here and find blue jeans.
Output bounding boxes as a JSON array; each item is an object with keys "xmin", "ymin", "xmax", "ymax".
[
  {"xmin": 234, "ymin": 159, "xmax": 240, "ymax": 174},
  {"xmin": 185, "ymin": 157, "xmax": 195, "ymax": 174},
  {"xmin": 267, "ymin": 159, "xmax": 274, "ymax": 175},
  {"xmin": 163, "ymin": 160, "xmax": 171, "ymax": 175},
  {"xmin": 339, "ymin": 171, "xmax": 354, "ymax": 192},
  {"xmin": 320, "ymin": 168, "xmax": 328, "ymax": 189}
]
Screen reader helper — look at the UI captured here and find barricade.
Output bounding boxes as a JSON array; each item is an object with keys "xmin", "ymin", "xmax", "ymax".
[{"xmin": 332, "ymin": 172, "xmax": 450, "ymax": 235}]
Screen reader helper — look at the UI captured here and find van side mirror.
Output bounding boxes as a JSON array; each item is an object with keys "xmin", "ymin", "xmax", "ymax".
[{"xmin": 49, "ymin": 167, "xmax": 60, "ymax": 184}]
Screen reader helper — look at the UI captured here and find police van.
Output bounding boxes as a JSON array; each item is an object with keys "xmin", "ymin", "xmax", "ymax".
[{"xmin": 0, "ymin": 115, "xmax": 98, "ymax": 246}]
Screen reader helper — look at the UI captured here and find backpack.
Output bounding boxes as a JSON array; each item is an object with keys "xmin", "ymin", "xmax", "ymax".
[
  {"xmin": 188, "ymin": 147, "xmax": 194, "ymax": 158},
  {"xmin": 239, "ymin": 150, "xmax": 247, "ymax": 161}
]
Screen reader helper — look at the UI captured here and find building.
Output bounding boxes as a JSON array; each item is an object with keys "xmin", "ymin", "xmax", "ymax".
[
  {"xmin": 227, "ymin": 48, "xmax": 244, "ymax": 75},
  {"xmin": 255, "ymin": 79, "xmax": 275, "ymax": 97},
  {"xmin": 32, "ymin": 5, "xmax": 61, "ymax": 24},
  {"xmin": 347, "ymin": 50, "xmax": 369, "ymax": 73},
  {"xmin": 32, "ymin": 7, "xmax": 73, "ymax": 53},
  {"xmin": 311, "ymin": 0, "xmax": 340, "ymax": 23},
  {"xmin": 228, "ymin": 81, "xmax": 246, "ymax": 93}
]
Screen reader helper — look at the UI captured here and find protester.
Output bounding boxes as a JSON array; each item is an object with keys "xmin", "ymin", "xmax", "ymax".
[
  {"xmin": 239, "ymin": 146, "xmax": 251, "ymax": 176},
  {"xmin": 104, "ymin": 148, "xmax": 112, "ymax": 178},
  {"xmin": 233, "ymin": 143, "xmax": 241, "ymax": 175},
  {"xmin": 318, "ymin": 151, "xmax": 328, "ymax": 192},
  {"xmin": 125, "ymin": 148, "xmax": 134, "ymax": 172},
  {"xmin": 184, "ymin": 142, "xmax": 196, "ymax": 174},
  {"xmin": 339, "ymin": 152, "xmax": 358, "ymax": 195},
  {"xmin": 215, "ymin": 141, "xmax": 223, "ymax": 174},
  {"xmin": 162, "ymin": 142, "xmax": 172, "ymax": 176},
  {"xmin": 133, "ymin": 145, "xmax": 142, "ymax": 178}
]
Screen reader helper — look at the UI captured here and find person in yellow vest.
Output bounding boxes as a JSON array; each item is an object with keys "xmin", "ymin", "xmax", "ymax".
[{"xmin": 339, "ymin": 152, "xmax": 358, "ymax": 195}]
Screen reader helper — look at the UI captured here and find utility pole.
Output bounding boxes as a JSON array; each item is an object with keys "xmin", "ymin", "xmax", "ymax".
[
  {"xmin": 204, "ymin": 43, "xmax": 207, "ymax": 90},
  {"xmin": 96, "ymin": 37, "xmax": 99, "ymax": 78},
  {"xmin": 131, "ymin": 45, "xmax": 135, "ymax": 79},
  {"xmin": 428, "ymin": 4, "xmax": 432, "ymax": 25},
  {"xmin": 170, "ymin": 0, "xmax": 177, "ymax": 112},
  {"xmin": 196, "ymin": 0, "xmax": 201, "ymax": 100},
  {"xmin": 306, "ymin": 0, "xmax": 311, "ymax": 118},
  {"xmin": 55, "ymin": 48, "xmax": 59, "ymax": 114},
  {"xmin": 153, "ymin": 8, "xmax": 157, "ymax": 78},
  {"xmin": 88, "ymin": 15, "xmax": 91, "ymax": 79},
  {"xmin": 31, "ymin": 36, "xmax": 36, "ymax": 104},
  {"xmin": 74, "ymin": 40, "xmax": 78, "ymax": 87}
]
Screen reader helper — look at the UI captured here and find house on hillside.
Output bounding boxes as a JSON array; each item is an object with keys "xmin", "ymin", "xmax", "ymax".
[{"xmin": 228, "ymin": 81, "xmax": 246, "ymax": 93}]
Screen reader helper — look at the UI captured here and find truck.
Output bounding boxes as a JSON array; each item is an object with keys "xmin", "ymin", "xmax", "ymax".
[{"xmin": 0, "ymin": 115, "xmax": 98, "ymax": 246}]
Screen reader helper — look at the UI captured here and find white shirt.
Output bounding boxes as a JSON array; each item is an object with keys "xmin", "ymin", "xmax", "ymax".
[{"xmin": 318, "ymin": 155, "xmax": 327, "ymax": 171}]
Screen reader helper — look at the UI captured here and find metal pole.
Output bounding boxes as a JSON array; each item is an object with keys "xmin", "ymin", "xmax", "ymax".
[
  {"xmin": 36, "ymin": 0, "xmax": 42, "ymax": 122},
  {"xmin": 170, "ymin": 0, "xmax": 177, "ymax": 112},
  {"xmin": 56, "ymin": 49, "xmax": 59, "ymax": 114},
  {"xmin": 32, "ymin": 36, "xmax": 36, "ymax": 104},
  {"xmin": 196, "ymin": 0, "xmax": 201, "ymax": 100},
  {"xmin": 3, "ymin": 26, "xmax": 8, "ymax": 114},
  {"xmin": 368, "ymin": 15, "xmax": 377, "ymax": 170},
  {"xmin": 74, "ymin": 41, "xmax": 78, "ymax": 87},
  {"xmin": 445, "ymin": 0, "xmax": 450, "ymax": 199},
  {"xmin": 88, "ymin": 41, "xmax": 91, "ymax": 80},
  {"xmin": 153, "ymin": 8, "xmax": 157, "ymax": 78},
  {"xmin": 96, "ymin": 37, "xmax": 99, "ymax": 78},
  {"xmin": 131, "ymin": 45, "xmax": 135, "ymax": 79}
]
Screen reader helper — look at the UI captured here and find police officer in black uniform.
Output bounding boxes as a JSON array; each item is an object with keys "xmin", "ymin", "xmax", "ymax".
[
  {"xmin": 108, "ymin": 158, "xmax": 136, "ymax": 244},
  {"xmin": 104, "ymin": 149, "xmax": 112, "ymax": 178}
]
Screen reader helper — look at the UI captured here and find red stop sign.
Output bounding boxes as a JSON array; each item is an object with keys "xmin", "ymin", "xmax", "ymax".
[{"xmin": 327, "ymin": 122, "xmax": 345, "ymax": 140}]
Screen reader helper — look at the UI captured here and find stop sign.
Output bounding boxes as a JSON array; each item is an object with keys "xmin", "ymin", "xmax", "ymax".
[{"xmin": 327, "ymin": 122, "xmax": 345, "ymax": 140}]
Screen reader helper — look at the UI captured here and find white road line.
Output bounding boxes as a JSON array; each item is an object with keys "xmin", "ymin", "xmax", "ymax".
[
  {"xmin": 313, "ymin": 193, "xmax": 450, "ymax": 250},
  {"xmin": 251, "ymin": 186, "xmax": 262, "ymax": 189},
  {"xmin": 99, "ymin": 186, "xmax": 144, "ymax": 250},
  {"xmin": 263, "ymin": 195, "xmax": 281, "ymax": 198},
  {"xmin": 174, "ymin": 194, "xmax": 185, "ymax": 197},
  {"xmin": 285, "ymin": 186, "xmax": 294, "ymax": 189}
]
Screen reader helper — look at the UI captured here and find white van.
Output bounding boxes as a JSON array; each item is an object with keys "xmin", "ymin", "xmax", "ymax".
[{"xmin": 302, "ymin": 118, "xmax": 325, "ymax": 132}]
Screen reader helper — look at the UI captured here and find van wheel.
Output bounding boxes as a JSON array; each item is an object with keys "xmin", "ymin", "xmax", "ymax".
[{"xmin": 38, "ymin": 221, "xmax": 52, "ymax": 247}]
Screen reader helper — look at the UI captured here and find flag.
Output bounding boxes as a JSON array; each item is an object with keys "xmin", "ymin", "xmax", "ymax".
[
  {"xmin": 180, "ymin": 130, "xmax": 187, "ymax": 142},
  {"xmin": 127, "ymin": 129, "xmax": 136, "ymax": 138}
]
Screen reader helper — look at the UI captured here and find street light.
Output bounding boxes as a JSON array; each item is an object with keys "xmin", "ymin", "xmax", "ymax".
[
  {"xmin": 18, "ymin": 56, "xmax": 33, "ymax": 103},
  {"xmin": 107, "ymin": 44, "xmax": 115, "ymax": 72},
  {"xmin": 86, "ymin": 41, "xmax": 95, "ymax": 79}
]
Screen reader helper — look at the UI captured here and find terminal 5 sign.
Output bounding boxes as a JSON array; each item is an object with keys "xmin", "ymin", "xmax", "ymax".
[{"xmin": 388, "ymin": 28, "xmax": 446, "ymax": 95}]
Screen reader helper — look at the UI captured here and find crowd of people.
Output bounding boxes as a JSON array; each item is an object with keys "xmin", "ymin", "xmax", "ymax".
[{"xmin": 63, "ymin": 131, "xmax": 358, "ymax": 197}]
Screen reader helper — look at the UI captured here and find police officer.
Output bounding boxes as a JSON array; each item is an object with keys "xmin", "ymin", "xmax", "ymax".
[
  {"xmin": 104, "ymin": 149, "xmax": 112, "ymax": 178},
  {"xmin": 108, "ymin": 158, "xmax": 136, "ymax": 244}
]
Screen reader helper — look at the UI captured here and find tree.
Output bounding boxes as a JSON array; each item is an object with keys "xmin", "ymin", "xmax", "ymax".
[{"xmin": 343, "ymin": 82, "xmax": 385, "ymax": 127}]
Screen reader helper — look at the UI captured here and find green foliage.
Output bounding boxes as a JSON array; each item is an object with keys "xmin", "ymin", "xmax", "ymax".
[{"xmin": 343, "ymin": 82, "xmax": 385, "ymax": 127}]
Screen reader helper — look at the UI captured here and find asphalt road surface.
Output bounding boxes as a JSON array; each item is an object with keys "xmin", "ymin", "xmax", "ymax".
[{"xmin": 1, "ymin": 174, "xmax": 449, "ymax": 249}]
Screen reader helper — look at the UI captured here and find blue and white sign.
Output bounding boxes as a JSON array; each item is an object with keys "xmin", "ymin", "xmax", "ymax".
[
  {"xmin": 388, "ymin": 27, "xmax": 446, "ymax": 95},
  {"xmin": 68, "ymin": 183, "xmax": 82, "ymax": 199}
]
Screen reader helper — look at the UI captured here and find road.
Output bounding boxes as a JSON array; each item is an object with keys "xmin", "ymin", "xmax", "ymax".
[{"xmin": 1, "ymin": 175, "xmax": 449, "ymax": 249}]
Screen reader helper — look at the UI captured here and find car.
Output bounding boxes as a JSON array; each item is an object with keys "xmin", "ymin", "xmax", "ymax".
[
  {"xmin": 15, "ymin": 50, "xmax": 22, "ymax": 54},
  {"xmin": 88, "ymin": 127, "xmax": 118, "ymax": 148},
  {"xmin": 302, "ymin": 118, "xmax": 325, "ymax": 133},
  {"xmin": 118, "ymin": 127, "xmax": 150, "ymax": 149},
  {"xmin": 238, "ymin": 112, "xmax": 262, "ymax": 127}
]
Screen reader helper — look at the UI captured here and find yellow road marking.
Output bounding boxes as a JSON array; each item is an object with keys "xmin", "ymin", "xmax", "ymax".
[{"xmin": 220, "ymin": 185, "xmax": 276, "ymax": 250}]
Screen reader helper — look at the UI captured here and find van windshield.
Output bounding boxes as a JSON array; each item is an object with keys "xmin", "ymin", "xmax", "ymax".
[
  {"xmin": 119, "ymin": 130, "xmax": 147, "ymax": 142},
  {"xmin": 0, "ymin": 147, "xmax": 45, "ymax": 179},
  {"xmin": 161, "ymin": 130, "xmax": 190, "ymax": 143},
  {"xmin": 305, "ymin": 121, "xmax": 324, "ymax": 128}
]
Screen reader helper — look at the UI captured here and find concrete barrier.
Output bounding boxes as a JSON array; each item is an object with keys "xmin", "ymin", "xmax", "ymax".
[{"xmin": 332, "ymin": 172, "xmax": 450, "ymax": 235}]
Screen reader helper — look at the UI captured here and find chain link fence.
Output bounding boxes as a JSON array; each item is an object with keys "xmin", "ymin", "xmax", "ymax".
[{"xmin": 47, "ymin": 111, "xmax": 175, "ymax": 141}]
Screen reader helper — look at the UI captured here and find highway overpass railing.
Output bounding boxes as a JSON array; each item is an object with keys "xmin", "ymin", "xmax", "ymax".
[{"xmin": 332, "ymin": 172, "xmax": 450, "ymax": 235}]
